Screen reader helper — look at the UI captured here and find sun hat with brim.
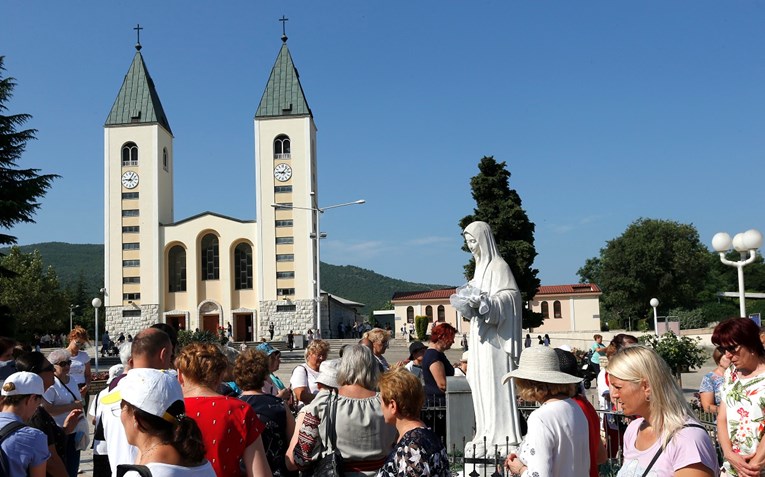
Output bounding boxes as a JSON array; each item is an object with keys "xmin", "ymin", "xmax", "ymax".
[
  {"xmin": 101, "ymin": 368, "xmax": 184, "ymax": 424},
  {"xmin": 408, "ymin": 341, "xmax": 427, "ymax": 360},
  {"xmin": 2, "ymin": 371, "xmax": 44, "ymax": 396},
  {"xmin": 316, "ymin": 359, "xmax": 340, "ymax": 388},
  {"xmin": 256, "ymin": 342, "xmax": 279, "ymax": 356},
  {"xmin": 501, "ymin": 346, "xmax": 582, "ymax": 385}
]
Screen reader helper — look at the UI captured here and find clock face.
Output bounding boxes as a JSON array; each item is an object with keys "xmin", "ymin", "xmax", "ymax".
[
  {"xmin": 274, "ymin": 163, "xmax": 293, "ymax": 182},
  {"xmin": 121, "ymin": 171, "xmax": 139, "ymax": 189}
]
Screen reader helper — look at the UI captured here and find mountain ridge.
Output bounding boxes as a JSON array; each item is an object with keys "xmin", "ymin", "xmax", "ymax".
[{"xmin": 0, "ymin": 242, "xmax": 454, "ymax": 313}]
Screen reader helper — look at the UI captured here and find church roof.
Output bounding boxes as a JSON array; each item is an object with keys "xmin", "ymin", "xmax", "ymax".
[
  {"xmin": 255, "ymin": 42, "xmax": 312, "ymax": 118},
  {"xmin": 105, "ymin": 49, "xmax": 172, "ymax": 134}
]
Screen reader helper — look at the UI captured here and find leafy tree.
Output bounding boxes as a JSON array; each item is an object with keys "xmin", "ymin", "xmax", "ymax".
[
  {"xmin": 0, "ymin": 56, "xmax": 58, "ymax": 254},
  {"xmin": 578, "ymin": 218, "xmax": 710, "ymax": 329},
  {"xmin": 414, "ymin": 316, "xmax": 429, "ymax": 341},
  {"xmin": 0, "ymin": 247, "xmax": 68, "ymax": 341},
  {"xmin": 459, "ymin": 156, "xmax": 541, "ymax": 328}
]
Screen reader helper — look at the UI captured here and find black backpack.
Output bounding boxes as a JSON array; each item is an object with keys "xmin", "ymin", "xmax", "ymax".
[
  {"xmin": 116, "ymin": 464, "xmax": 153, "ymax": 477},
  {"xmin": 0, "ymin": 421, "xmax": 28, "ymax": 476}
]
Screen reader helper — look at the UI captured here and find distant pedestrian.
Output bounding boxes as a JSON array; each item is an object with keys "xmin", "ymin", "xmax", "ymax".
[
  {"xmin": 543, "ymin": 334, "xmax": 550, "ymax": 346},
  {"xmin": 524, "ymin": 334, "xmax": 532, "ymax": 348},
  {"xmin": 460, "ymin": 333, "xmax": 468, "ymax": 351},
  {"xmin": 117, "ymin": 332, "xmax": 125, "ymax": 344},
  {"xmin": 101, "ymin": 330, "xmax": 110, "ymax": 357},
  {"xmin": 538, "ymin": 335, "xmax": 544, "ymax": 345},
  {"xmin": 287, "ymin": 330, "xmax": 294, "ymax": 350}
]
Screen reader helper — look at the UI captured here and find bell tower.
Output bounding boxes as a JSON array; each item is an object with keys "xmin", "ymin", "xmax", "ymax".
[
  {"xmin": 103, "ymin": 37, "xmax": 174, "ymax": 332},
  {"xmin": 254, "ymin": 32, "xmax": 318, "ymax": 336}
]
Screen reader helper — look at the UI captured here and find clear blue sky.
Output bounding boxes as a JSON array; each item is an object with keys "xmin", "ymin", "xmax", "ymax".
[{"xmin": 3, "ymin": 2, "xmax": 764, "ymax": 288}]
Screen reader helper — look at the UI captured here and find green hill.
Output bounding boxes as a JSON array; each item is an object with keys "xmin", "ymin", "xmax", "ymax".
[{"xmin": 1, "ymin": 242, "xmax": 451, "ymax": 313}]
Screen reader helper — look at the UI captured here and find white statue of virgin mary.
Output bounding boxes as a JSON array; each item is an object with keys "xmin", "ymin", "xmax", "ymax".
[{"xmin": 453, "ymin": 221, "xmax": 522, "ymax": 457}]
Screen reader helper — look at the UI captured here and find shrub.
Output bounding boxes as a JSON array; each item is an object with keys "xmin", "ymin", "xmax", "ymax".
[
  {"xmin": 177, "ymin": 329, "xmax": 228, "ymax": 349},
  {"xmin": 668, "ymin": 307, "xmax": 707, "ymax": 330},
  {"xmin": 414, "ymin": 316, "xmax": 429, "ymax": 341},
  {"xmin": 639, "ymin": 331, "xmax": 707, "ymax": 378},
  {"xmin": 636, "ymin": 319, "xmax": 650, "ymax": 332},
  {"xmin": 700, "ymin": 302, "xmax": 739, "ymax": 324}
]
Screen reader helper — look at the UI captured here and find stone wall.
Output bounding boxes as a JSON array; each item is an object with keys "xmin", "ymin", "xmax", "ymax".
[
  {"xmin": 104, "ymin": 304, "xmax": 159, "ymax": 338},
  {"xmin": 259, "ymin": 299, "xmax": 314, "ymax": 341}
]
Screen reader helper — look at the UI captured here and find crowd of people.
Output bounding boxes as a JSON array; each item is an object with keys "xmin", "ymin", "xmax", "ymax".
[{"xmin": 4, "ymin": 317, "xmax": 765, "ymax": 476}]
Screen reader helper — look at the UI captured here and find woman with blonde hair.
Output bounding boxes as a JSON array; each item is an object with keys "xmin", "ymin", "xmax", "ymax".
[
  {"xmin": 607, "ymin": 346, "xmax": 718, "ymax": 476},
  {"xmin": 175, "ymin": 343, "xmax": 271, "ymax": 477},
  {"xmin": 377, "ymin": 368, "xmax": 449, "ymax": 477},
  {"xmin": 290, "ymin": 339, "xmax": 330, "ymax": 405},
  {"xmin": 366, "ymin": 328, "xmax": 391, "ymax": 372}
]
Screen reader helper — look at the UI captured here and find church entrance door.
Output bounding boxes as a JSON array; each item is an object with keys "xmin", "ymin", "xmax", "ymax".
[
  {"xmin": 202, "ymin": 314, "xmax": 219, "ymax": 333},
  {"xmin": 234, "ymin": 313, "xmax": 253, "ymax": 341}
]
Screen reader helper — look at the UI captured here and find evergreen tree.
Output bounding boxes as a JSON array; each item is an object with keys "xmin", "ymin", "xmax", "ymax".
[
  {"xmin": 0, "ymin": 56, "xmax": 58, "ymax": 263},
  {"xmin": 459, "ymin": 156, "xmax": 542, "ymax": 328}
]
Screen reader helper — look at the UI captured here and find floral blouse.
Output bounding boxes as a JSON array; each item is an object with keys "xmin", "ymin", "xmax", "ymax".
[
  {"xmin": 721, "ymin": 365, "xmax": 765, "ymax": 475},
  {"xmin": 376, "ymin": 427, "xmax": 450, "ymax": 477}
]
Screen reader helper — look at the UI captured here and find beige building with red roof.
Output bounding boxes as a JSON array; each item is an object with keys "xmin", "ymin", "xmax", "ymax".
[{"xmin": 391, "ymin": 283, "xmax": 601, "ymax": 335}]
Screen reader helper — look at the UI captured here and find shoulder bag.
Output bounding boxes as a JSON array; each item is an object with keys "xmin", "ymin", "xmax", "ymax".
[
  {"xmin": 56, "ymin": 376, "xmax": 91, "ymax": 451},
  {"xmin": 310, "ymin": 389, "xmax": 344, "ymax": 477}
]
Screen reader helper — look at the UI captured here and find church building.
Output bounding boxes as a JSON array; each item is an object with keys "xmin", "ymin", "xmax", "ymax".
[{"xmin": 102, "ymin": 33, "xmax": 341, "ymax": 341}]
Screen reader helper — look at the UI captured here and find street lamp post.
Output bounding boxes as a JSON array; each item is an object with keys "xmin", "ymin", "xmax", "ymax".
[
  {"xmin": 712, "ymin": 229, "xmax": 763, "ymax": 318},
  {"xmin": 272, "ymin": 196, "xmax": 365, "ymax": 334},
  {"xmin": 69, "ymin": 304, "xmax": 79, "ymax": 331},
  {"xmin": 650, "ymin": 298, "xmax": 659, "ymax": 336},
  {"xmin": 92, "ymin": 297, "xmax": 102, "ymax": 373}
]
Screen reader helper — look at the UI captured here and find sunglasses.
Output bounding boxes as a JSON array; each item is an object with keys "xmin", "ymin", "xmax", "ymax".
[
  {"xmin": 39, "ymin": 365, "xmax": 55, "ymax": 373},
  {"xmin": 716, "ymin": 344, "xmax": 741, "ymax": 355},
  {"xmin": 55, "ymin": 360, "xmax": 72, "ymax": 367}
]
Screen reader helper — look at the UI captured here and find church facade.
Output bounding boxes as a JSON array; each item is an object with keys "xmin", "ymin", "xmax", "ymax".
[{"xmin": 102, "ymin": 37, "xmax": 327, "ymax": 341}]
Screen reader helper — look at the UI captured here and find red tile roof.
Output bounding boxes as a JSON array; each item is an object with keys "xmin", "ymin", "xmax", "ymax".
[
  {"xmin": 537, "ymin": 284, "xmax": 601, "ymax": 295},
  {"xmin": 391, "ymin": 288, "xmax": 457, "ymax": 301}
]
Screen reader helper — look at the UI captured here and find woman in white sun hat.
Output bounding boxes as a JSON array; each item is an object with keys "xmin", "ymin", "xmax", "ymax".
[
  {"xmin": 102, "ymin": 368, "xmax": 215, "ymax": 476},
  {"xmin": 502, "ymin": 346, "xmax": 590, "ymax": 477}
]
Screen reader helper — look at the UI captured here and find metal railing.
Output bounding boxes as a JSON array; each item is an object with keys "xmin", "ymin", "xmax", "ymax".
[{"xmin": 421, "ymin": 400, "xmax": 721, "ymax": 477}]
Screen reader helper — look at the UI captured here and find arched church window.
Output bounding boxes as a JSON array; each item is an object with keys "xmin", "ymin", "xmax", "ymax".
[
  {"xmin": 163, "ymin": 147, "xmax": 168, "ymax": 171},
  {"xmin": 541, "ymin": 301, "xmax": 549, "ymax": 319},
  {"xmin": 406, "ymin": 306, "xmax": 414, "ymax": 323},
  {"xmin": 168, "ymin": 246, "xmax": 186, "ymax": 292},
  {"xmin": 425, "ymin": 305, "xmax": 433, "ymax": 321},
  {"xmin": 122, "ymin": 142, "xmax": 138, "ymax": 166},
  {"xmin": 234, "ymin": 243, "xmax": 253, "ymax": 290},
  {"xmin": 554, "ymin": 300, "xmax": 562, "ymax": 318},
  {"xmin": 274, "ymin": 135, "xmax": 291, "ymax": 159},
  {"xmin": 437, "ymin": 305, "xmax": 445, "ymax": 322},
  {"xmin": 201, "ymin": 234, "xmax": 219, "ymax": 280}
]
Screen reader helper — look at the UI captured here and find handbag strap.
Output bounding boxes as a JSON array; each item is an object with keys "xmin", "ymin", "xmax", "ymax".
[
  {"xmin": 323, "ymin": 389, "xmax": 339, "ymax": 452},
  {"xmin": 56, "ymin": 376, "xmax": 79, "ymax": 401},
  {"xmin": 640, "ymin": 423, "xmax": 705, "ymax": 477}
]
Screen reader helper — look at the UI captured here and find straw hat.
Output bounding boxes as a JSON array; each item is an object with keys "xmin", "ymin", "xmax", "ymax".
[{"xmin": 502, "ymin": 346, "xmax": 582, "ymax": 385}]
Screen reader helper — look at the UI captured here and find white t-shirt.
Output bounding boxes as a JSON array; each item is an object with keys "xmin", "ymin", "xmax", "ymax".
[
  {"xmin": 121, "ymin": 461, "xmax": 216, "ymax": 477},
  {"xmin": 404, "ymin": 361, "xmax": 423, "ymax": 381},
  {"xmin": 69, "ymin": 350, "xmax": 90, "ymax": 386},
  {"xmin": 290, "ymin": 364, "xmax": 320, "ymax": 394},
  {"xmin": 101, "ymin": 390, "xmax": 138, "ymax": 476},
  {"xmin": 44, "ymin": 376, "xmax": 83, "ymax": 426},
  {"xmin": 517, "ymin": 399, "xmax": 590, "ymax": 477}
]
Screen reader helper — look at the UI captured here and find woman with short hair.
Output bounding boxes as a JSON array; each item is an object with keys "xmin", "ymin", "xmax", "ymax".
[
  {"xmin": 608, "ymin": 345, "xmax": 718, "ymax": 476},
  {"xmin": 376, "ymin": 368, "xmax": 449, "ymax": 477},
  {"xmin": 421, "ymin": 323, "xmax": 456, "ymax": 404},
  {"xmin": 64, "ymin": 327, "xmax": 91, "ymax": 402},
  {"xmin": 42, "ymin": 349, "xmax": 85, "ymax": 477},
  {"xmin": 287, "ymin": 345, "xmax": 396, "ymax": 477},
  {"xmin": 366, "ymin": 328, "xmax": 392, "ymax": 372},
  {"xmin": 176, "ymin": 343, "xmax": 270, "ymax": 477},
  {"xmin": 235, "ymin": 348, "xmax": 296, "ymax": 477},
  {"xmin": 698, "ymin": 348, "xmax": 730, "ymax": 414},
  {"xmin": 290, "ymin": 339, "xmax": 330, "ymax": 405},
  {"xmin": 714, "ymin": 317, "xmax": 765, "ymax": 476}
]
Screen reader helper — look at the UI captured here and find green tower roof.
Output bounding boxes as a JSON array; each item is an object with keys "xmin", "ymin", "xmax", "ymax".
[
  {"xmin": 105, "ymin": 49, "xmax": 172, "ymax": 134},
  {"xmin": 256, "ymin": 42, "xmax": 312, "ymax": 118}
]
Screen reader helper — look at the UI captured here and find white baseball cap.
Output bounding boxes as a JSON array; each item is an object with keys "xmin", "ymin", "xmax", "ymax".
[
  {"xmin": 2, "ymin": 371, "xmax": 45, "ymax": 396},
  {"xmin": 102, "ymin": 368, "xmax": 184, "ymax": 424}
]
